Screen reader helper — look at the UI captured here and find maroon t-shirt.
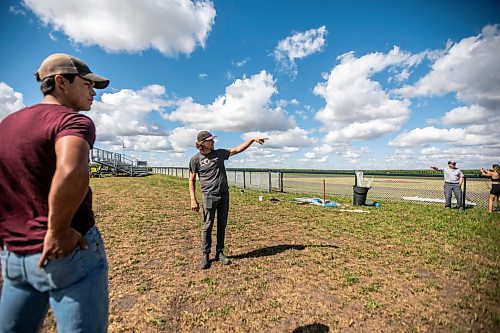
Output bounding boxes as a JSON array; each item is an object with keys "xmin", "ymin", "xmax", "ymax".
[{"xmin": 0, "ymin": 103, "xmax": 96, "ymax": 254}]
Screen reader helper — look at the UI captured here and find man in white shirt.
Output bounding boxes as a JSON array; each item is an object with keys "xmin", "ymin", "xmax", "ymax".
[{"xmin": 430, "ymin": 161, "xmax": 464, "ymax": 209}]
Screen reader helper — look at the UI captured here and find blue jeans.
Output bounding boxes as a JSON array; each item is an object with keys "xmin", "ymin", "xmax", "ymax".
[
  {"xmin": 0, "ymin": 226, "xmax": 108, "ymax": 333},
  {"xmin": 444, "ymin": 182, "xmax": 463, "ymax": 208}
]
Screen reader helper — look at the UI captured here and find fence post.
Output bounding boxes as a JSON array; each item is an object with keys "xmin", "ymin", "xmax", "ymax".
[
  {"xmin": 268, "ymin": 170, "xmax": 272, "ymax": 193},
  {"xmin": 279, "ymin": 172, "xmax": 284, "ymax": 192},
  {"xmin": 243, "ymin": 171, "xmax": 246, "ymax": 189},
  {"xmin": 462, "ymin": 176, "xmax": 467, "ymax": 209}
]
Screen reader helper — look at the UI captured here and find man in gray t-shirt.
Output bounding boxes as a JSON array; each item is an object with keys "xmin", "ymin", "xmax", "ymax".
[
  {"xmin": 189, "ymin": 131, "xmax": 268, "ymax": 269},
  {"xmin": 431, "ymin": 160, "xmax": 464, "ymax": 209}
]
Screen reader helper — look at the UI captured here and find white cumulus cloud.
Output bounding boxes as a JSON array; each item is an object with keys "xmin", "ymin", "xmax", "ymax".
[
  {"xmin": 388, "ymin": 126, "xmax": 496, "ymax": 147},
  {"xmin": 314, "ymin": 47, "xmax": 426, "ymax": 143},
  {"xmin": 168, "ymin": 127, "xmax": 199, "ymax": 152},
  {"xmin": 0, "ymin": 82, "xmax": 25, "ymax": 121},
  {"xmin": 388, "ymin": 127, "xmax": 465, "ymax": 147},
  {"xmin": 167, "ymin": 70, "xmax": 296, "ymax": 132},
  {"xmin": 441, "ymin": 105, "xmax": 492, "ymax": 126},
  {"xmin": 396, "ymin": 24, "xmax": 500, "ymax": 114},
  {"xmin": 23, "ymin": 0, "xmax": 216, "ymax": 56},
  {"xmin": 390, "ymin": 25, "xmax": 500, "ymax": 150},
  {"xmin": 242, "ymin": 127, "xmax": 316, "ymax": 151},
  {"xmin": 122, "ymin": 135, "xmax": 173, "ymax": 152},
  {"xmin": 88, "ymin": 85, "xmax": 173, "ymax": 150},
  {"xmin": 274, "ymin": 26, "xmax": 327, "ymax": 76}
]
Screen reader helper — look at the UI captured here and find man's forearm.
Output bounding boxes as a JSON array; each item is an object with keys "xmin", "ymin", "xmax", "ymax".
[
  {"xmin": 48, "ymin": 136, "xmax": 90, "ymax": 231},
  {"xmin": 48, "ymin": 164, "xmax": 89, "ymax": 231},
  {"xmin": 230, "ymin": 137, "xmax": 267, "ymax": 156},
  {"xmin": 231, "ymin": 139, "xmax": 254, "ymax": 155},
  {"xmin": 189, "ymin": 179, "xmax": 197, "ymax": 200}
]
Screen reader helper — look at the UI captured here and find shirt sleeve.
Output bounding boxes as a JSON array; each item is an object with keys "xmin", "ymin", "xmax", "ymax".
[
  {"xmin": 221, "ymin": 149, "xmax": 230, "ymax": 160},
  {"xmin": 189, "ymin": 155, "xmax": 198, "ymax": 174},
  {"xmin": 55, "ymin": 113, "xmax": 96, "ymax": 148}
]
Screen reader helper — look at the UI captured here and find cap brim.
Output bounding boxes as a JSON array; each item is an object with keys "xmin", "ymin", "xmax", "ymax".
[
  {"xmin": 81, "ymin": 73, "xmax": 109, "ymax": 89},
  {"xmin": 204, "ymin": 136, "xmax": 216, "ymax": 141}
]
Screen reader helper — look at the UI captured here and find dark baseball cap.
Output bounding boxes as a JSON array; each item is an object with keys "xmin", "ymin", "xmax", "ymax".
[
  {"xmin": 35, "ymin": 53, "xmax": 109, "ymax": 89},
  {"xmin": 448, "ymin": 160, "xmax": 457, "ymax": 165},
  {"xmin": 197, "ymin": 131, "xmax": 216, "ymax": 142}
]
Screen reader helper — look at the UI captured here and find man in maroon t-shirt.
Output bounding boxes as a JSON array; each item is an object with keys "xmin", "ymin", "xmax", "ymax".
[{"xmin": 0, "ymin": 54, "xmax": 110, "ymax": 332}]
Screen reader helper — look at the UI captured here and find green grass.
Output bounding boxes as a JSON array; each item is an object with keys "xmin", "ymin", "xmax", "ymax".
[{"xmin": 80, "ymin": 174, "xmax": 500, "ymax": 332}]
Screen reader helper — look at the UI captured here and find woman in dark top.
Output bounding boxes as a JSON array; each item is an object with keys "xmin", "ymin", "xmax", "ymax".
[{"xmin": 480, "ymin": 164, "xmax": 500, "ymax": 213}]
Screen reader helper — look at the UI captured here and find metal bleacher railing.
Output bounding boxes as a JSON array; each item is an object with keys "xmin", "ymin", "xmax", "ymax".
[
  {"xmin": 150, "ymin": 167, "xmax": 492, "ymax": 209},
  {"xmin": 90, "ymin": 147, "xmax": 149, "ymax": 177}
]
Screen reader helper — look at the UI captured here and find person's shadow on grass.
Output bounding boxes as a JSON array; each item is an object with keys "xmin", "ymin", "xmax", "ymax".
[
  {"xmin": 228, "ymin": 244, "xmax": 339, "ymax": 260},
  {"xmin": 293, "ymin": 323, "xmax": 329, "ymax": 333}
]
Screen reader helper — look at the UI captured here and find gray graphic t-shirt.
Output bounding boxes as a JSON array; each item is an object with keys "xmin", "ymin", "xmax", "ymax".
[{"xmin": 189, "ymin": 149, "xmax": 231, "ymax": 195}]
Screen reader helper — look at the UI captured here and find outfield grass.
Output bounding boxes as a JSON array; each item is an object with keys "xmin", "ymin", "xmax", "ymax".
[{"xmin": 37, "ymin": 174, "xmax": 499, "ymax": 332}]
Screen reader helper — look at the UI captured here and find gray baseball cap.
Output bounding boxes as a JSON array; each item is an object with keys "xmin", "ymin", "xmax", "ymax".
[{"xmin": 197, "ymin": 131, "xmax": 216, "ymax": 142}]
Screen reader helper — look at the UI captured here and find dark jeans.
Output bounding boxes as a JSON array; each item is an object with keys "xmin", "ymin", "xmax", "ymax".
[
  {"xmin": 202, "ymin": 192, "xmax": 230, "ymax": 254},
  {"xmin": 444, "ymin": 182, "xmax": 462, "ymax": 208}
]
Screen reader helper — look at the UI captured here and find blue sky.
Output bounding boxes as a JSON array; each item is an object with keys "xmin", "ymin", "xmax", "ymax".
[{"xmin": 1, "ymin": 0, "xmax": 499, "ymax": 169}]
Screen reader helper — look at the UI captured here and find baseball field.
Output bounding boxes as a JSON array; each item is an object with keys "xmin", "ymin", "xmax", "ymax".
[{"xmin": 31, "ymin": 174, "xmax": 500, "ymax": 331}]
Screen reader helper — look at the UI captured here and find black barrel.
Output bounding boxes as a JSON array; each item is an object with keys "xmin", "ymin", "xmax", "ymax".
[{"xmin": 353, "ymin": 185, "xmax": 370, "ymax": 206}]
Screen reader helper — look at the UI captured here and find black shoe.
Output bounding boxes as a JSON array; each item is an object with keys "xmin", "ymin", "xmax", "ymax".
[
  {"xmin": 216, "ymin": 252, "xmax": 231, "ymax": 265},
  {"xmin": 200, "ymin": 254, "xmax": 210, "ymax": 269}
]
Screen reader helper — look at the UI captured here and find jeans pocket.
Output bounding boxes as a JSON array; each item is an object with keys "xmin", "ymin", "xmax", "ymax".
[
  {"xmin": 2, "ymin": 252, "xmax": 24, "ymax": 281},
  {"xmin": 0, "ymin": 249, "xmax": 6, "ymax": 278},
  {"xmin": 44, "ymin": 247, "xmax": 85, "ymax": 289},
  {"xmin": 203, "ymin": 196, "xmax": 213, "ymax": 209},
  {"xmin": 0, "ymin": 250, "xmax": 16, "ymax": 281}
]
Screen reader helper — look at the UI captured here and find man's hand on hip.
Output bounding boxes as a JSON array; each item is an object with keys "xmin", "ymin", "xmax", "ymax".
[{"xmin": 38, "ymin": 227, "xmax": 88, "ymax": 267}]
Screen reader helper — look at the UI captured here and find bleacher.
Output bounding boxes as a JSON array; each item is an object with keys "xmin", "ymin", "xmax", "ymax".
[{"xmin": 90, "ymin": 147, "xmax": 150, "ymax": 177}]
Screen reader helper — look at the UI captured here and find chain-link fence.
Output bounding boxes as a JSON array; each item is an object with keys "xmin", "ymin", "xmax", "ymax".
[{"xmin": 150, "ymin": 167, "xmax": 491, "ymax": 209}]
